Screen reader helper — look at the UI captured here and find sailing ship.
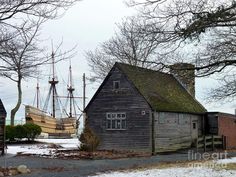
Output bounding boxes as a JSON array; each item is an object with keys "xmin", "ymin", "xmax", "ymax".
[{"xmin": 25, "ymin": 52, "xmax": 80, "ymax": 138}]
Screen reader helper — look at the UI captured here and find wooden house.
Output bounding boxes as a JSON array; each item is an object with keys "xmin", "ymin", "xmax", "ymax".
[
  {"xmin": 84, "ymin": 63, "xmax": 206, "ymax": 153},
  {"xmin": 0, "ymin": 99, "xmax": 6, "ymax": 155}
]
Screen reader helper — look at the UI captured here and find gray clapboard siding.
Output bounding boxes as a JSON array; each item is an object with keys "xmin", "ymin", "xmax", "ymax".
[
  {"xmin": 86, "ymin": 67, "xmax": 152, "ymax": 152},
  {"xmin": 154, "ymin": 112, "xmax": 202, "ymax": 152},
  {"xmin": 85, "ymin": 64, "xmax": 205, "ymax": 153}
]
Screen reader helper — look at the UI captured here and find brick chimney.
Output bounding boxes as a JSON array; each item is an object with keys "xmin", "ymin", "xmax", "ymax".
[{"xmin": 170, "ymin": 63, "xmax": 195, "ymax": 97}]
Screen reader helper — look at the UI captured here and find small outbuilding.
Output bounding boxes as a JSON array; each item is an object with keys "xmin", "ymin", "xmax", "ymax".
[
  {"xmin": 0, "ymin": 99, "xmax": 6, "ymax": 155},
  {"xmin": 85, "ymin": 62, "xmax": 206, "ymax": 153},
  {"xmin": 206, "ymin": 112, "xmax": 236, "ymax": 150}
]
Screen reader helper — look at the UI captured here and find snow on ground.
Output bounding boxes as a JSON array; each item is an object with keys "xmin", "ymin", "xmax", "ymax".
[
  {"xmin": 6, "ymin": 144, "xmax": 53, "ymax": 155},
  {"xmin": 91, "ymin": 156, "xmax": 236, "ymax": 177},
  {"xmin": 6, "ymin": 138, "xmax": 80, "ymax": 155},
  {"xmin": 217, "ymin": 157, "xmax": 236, "ymax": 164},
  {"xmin": 91, "ymin": 167, "xmax": 236, "ymax": 177},
  {"xmin": 37, "ymin": 138, "xmax": 80, "ymax": 148},
  {"xmin": 5, "ymin": 138, "xmax": 236, "ymax": 177}
]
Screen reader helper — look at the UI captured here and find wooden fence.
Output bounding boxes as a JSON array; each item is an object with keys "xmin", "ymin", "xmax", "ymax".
[{"xmin": 196, "ymin": 135, "xmax": 226, "ymax": 152}]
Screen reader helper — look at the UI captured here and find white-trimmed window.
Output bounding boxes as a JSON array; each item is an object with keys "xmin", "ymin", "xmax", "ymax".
[{"xmin": 106, "ymin": 112, "xmax": 126, "ymax": 130}]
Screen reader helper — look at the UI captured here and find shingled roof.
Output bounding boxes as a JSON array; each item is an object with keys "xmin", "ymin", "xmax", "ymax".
[
  {"xmin": 116, "ymin": 63, "xmax": 206, "ymax": 114},
  {"xmin": 0, "ymin": 99, "xmax": 6, "ymax": 116}
]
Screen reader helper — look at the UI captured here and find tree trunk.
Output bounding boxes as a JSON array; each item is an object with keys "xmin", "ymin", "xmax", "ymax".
[{"xmin": 10, "ymin": 77, "xmax": 22, "ymax": 126}]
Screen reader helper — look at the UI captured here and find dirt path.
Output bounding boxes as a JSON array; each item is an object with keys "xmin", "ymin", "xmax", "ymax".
[{"xmin": 1, "ymin": 151, "xmax": 236, "ymax": 177}]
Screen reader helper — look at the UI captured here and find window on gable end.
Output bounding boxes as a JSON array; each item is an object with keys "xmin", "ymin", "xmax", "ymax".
[{"xmin": 113, "ymin": 81, "xmax": 120, "ymax": 89}]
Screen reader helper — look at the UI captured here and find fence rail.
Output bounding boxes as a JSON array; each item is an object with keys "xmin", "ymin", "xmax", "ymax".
[{"xmin": 196, "ymin": 135, "xmax": 226, "ymax": 152}]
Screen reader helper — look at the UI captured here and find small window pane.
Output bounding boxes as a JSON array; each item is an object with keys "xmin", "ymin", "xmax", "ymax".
[
  {"xmin": 112, "ymin": 114, "xmax": 116, "ymax": 119},
  {"xmin": 117, "ymin": 120, "xmax": 121, "ymax": 129},
  {"xmin": 112, "ymin": 120, "xmax": 116, "ymax": 129},
  {"xmin": 113, "ymin": 81, "xmax": 120, "ymax": 89},
  {"xmin": 122, "ymin": 120, "xmax": 126, "ymax": 129},
  {"xmin": 107, "ymin": 120, "xmax": 111, "ymax": 129},
  {"xmin": 107, "ymin": 113, "xmax": 111, "ymax": 119}
]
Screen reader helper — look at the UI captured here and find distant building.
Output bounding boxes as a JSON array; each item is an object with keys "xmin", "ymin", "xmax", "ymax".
[
  {"xmin": 206, "ymin": 112, "xmax": 236, "ymax": 149},
  {"xmin": 85, "ymin": 62, "xmax": 206, "ymax": 153},
  {"xmin": 0, "ymin": 99, "xmax": 6, "ymax": 155}
]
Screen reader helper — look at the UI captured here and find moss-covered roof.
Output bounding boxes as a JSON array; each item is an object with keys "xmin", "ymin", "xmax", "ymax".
[{"xmin": 116, "ymin": 63, "xmax": 206, "ymax": 114}]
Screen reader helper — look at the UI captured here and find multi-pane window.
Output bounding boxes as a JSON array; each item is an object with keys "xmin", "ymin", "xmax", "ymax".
[{"xmin": 106, "ymin": 112, "xmax": 126, "ymax": 130}]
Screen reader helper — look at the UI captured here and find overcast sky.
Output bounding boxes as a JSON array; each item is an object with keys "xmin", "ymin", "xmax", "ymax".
[{"xmin": 0, "ymin": 0, "xmax": 235, "ymax": 124}]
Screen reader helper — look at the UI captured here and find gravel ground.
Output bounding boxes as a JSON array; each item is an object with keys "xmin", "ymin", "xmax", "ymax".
[{"xmin": 1, "ymin": 151, "xmax": 236, "ymax": 177}]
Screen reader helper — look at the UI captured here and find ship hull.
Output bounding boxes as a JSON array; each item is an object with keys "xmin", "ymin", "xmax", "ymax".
[{"xmin": 25, "ymin": 105, "xmax": 77, "ymax": 138}]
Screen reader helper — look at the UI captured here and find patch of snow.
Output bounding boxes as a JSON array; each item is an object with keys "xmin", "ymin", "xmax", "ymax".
[
  {"xmin": 217, "ymin": 157, "xmax": 236, "ymax": 164},
  {"xmin": 91, "ymin": 167, "xmax": 236, "ymax": 177},
  {"xmin": 6, "ymin": 138, "xmax": 80, "ymax": 155},
  {"xmin": 36, "ymin": 138, "xmax": 80, "ymax": 148},
  {"xmin": 6, "ymin": 145, "xmax": 53, "ymax": 155}
]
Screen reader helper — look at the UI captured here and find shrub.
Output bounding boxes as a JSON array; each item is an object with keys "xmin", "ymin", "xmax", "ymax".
[
  {"xmin": 5, "ymin": 125, "xmax": 16, "ymax": 141},
  {"xmin": 14, "ymin": 125, "xmax": 27, "ymax": 140},
  {"xmin": 79, "ymin": 126, "xmax": 99, "ymax": 152},
  {"xmin": 23, "ymin": 123, "xmax": 42, "ymax": 141},
  {"xmin": 6, "ymin": 123, "xmax": 42, "ymax": 142}
]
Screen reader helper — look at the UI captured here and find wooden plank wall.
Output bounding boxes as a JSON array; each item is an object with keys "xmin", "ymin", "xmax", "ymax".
[
  {"xmin": 0, "ymin": 100, "xmax": 6, "ymax": 155},
  {"xmin": 86, "ymin": 67, "xmax": 152, "ymax": 152},
  {"xmin": 206, "ymin": 113, "xmax": 218, "ymax": 134},
  {"xmin": 154, "ymin": 112, "xmax": 203, "ymax": 152}
]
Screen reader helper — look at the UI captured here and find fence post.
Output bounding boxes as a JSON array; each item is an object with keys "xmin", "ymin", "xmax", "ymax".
[
  {"xmin": 212, "ymin": 134, "xmax": 214, "ymax": 151},
  {"xmin": 204, "ymin": 135, "xmax": 206, "ymax": 152}
]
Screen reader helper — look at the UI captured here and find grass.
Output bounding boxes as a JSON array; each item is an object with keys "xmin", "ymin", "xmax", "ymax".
[{"xmin": 218, "ymin": 163, "xmax": 236, "ymax": 170}]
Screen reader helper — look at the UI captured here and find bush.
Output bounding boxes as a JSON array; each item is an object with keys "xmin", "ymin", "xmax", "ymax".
[
  {"xmin": 5, "ymin": 123, "xmax": 42, "ymax": 142},
  {"xmin": 14, "ymin": 125, "xmax": 27, "ymax": 140},
  {"xmin": 5, "ymin": 125, "xmax": 16, "ymax": 141},
  {"xmin": 23, "ymin": 123, "xmax": 42, "ymax": 141},
  {"xmin": 79, "ymin": 126, "xmax": 99, "ymax": 152}
]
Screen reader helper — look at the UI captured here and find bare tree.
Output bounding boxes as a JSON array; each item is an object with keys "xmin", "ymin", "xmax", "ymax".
[
  {"xmin": 0, "ymin": 0, "xmax": 78, "ymax": 21},
  {"xmin": 125, "ymin": 0, "xmax": 236, "ymax": 101},
  {"xmin": 0, "ymin": 0, "xmax": 79, "ymax": 124},
  {"xmin": 127, "ymin": 0, "xmax": 236, "ymax": 67},
  {"xmin": 0, "ymin": 21, "xmax": 43, "ymax": 125},
  {"xmin": 0, "ymin": 20, "xmax": 76, "ymax": 125},
  {"xmin": 0, "ymin": 0, "xmax": 79, "ymax": 44},
  {"xmin": 86, "ymin": 17, "xmax": 162, "ymax": 81}
]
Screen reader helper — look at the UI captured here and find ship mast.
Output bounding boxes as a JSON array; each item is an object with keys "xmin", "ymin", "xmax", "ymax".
[
  {"xmin": 67, "ymin": 63, "xmax": 75, "ymax": 118},
  {"xmin": 33, "ymin": 78, "xmax": 41, "ymax": 109},
  {"xmin": 36, "ymin": 81, "xmax": 40, "ymax": 109},
  {"xmin": 48, "ymin": 51, "xmax": 59, "ymax": 118}
]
